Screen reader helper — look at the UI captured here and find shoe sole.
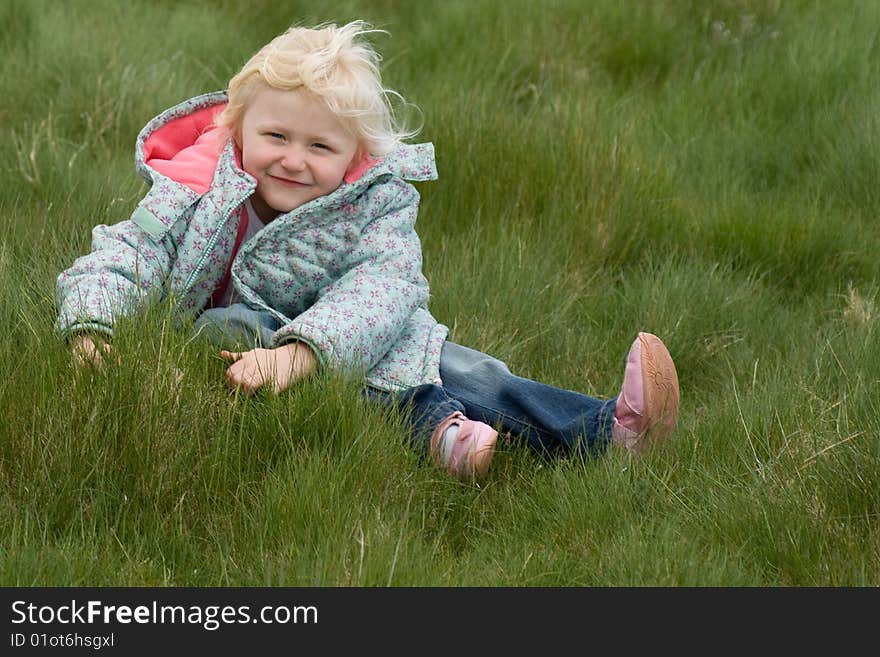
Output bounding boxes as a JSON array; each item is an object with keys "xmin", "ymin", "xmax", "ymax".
[{"xmin": 637, "ymin": 332, "xmax": 680, "ymax": 449}]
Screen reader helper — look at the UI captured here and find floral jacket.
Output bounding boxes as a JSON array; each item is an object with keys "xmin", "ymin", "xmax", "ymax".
[{"xmin": 55, "ymin": 92, "xmax": 448, "ymax": 392}]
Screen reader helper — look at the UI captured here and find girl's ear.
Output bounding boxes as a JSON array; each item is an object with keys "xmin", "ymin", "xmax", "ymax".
[
  {"xmin": 231, "ymin": 125, "xmax": 244, "ymax": 149},
  {"xmin": 228, "ymin": 126, "xmax": 245, "ymax": 169}
]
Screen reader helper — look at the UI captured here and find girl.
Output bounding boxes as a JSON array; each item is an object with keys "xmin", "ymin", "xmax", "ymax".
[{"xmin": 56, "ymin": 21, "xmax": 679, "ymax": 482}]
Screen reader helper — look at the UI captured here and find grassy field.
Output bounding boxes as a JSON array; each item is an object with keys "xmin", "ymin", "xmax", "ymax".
[{"xmin": 1, "ymin": 0, "xmax": 878, "ymax": 586}]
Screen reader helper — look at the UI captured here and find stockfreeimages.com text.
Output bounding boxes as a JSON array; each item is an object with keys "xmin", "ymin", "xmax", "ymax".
[{"xmin": 11, "ymin": 599, "xmax": 317, "ymax": 632}]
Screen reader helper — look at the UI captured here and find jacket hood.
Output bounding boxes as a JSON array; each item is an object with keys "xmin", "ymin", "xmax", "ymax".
[{"xmin": 134, "ymin": 91, "xmax": 438, "ymax": 195}]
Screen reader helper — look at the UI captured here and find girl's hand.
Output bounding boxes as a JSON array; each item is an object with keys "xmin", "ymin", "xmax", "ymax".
[
  {"xmin": 71, "ymin": 333, "xmax": 114, "ymax": 368},
  {"xmin": 220, "ymin": 342, "xmax": 318, "ymax": 395}
]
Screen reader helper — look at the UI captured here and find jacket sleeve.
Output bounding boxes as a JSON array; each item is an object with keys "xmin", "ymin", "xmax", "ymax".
[
  {"xmin": 55, "ymin": 217, "xmax": 181, "ymax": 339},
  {"xmin": 271, "ymin": 183, "xmax": 430, "ymax": 373}
]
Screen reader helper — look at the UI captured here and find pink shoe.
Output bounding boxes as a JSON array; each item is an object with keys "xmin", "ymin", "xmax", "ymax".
[
  {"xmin": 611, "ymin": 332, "xmax": 680, "ymax": 455},
  {"xmin": 430, "ymin": 412, "xmax": 499, "ymax": 482}
]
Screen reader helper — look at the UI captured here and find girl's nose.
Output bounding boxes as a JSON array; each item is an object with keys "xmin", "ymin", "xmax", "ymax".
[{"xmin": 281, "ymin": 145, "xmax": 306, "ymax": 171}]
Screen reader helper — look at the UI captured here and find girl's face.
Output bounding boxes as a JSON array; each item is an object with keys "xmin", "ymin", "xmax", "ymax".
[{"xmin": 240, "ymin": 86, "xmax": 360, "ymax": 222}]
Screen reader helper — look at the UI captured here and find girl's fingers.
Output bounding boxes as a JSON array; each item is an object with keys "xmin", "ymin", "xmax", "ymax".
[
  {"xmin": 225, "ymin": 362, "xmax": 247, "ymax": 389},
  {"xmin": 225, "ymin": 361, "xmax": 265, "ymax": 395},
  {"xmin": 220, "ymin": 350, "xmax": 242, "ymax": 362},
  {"xmin": 73, "ymin": 337, "xmax": 114, "ymax": 368}
]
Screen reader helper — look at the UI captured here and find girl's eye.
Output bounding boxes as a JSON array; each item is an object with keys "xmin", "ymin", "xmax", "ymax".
[
  {"xmin": 267, "ymin": 132, "xmax": 285, "ymax": 140},
  {"xmin": 312, "ymin": 142, "xmax": 331, "ymax": 151}
]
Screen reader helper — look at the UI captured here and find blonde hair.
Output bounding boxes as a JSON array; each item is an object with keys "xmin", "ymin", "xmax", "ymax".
[{"xmin": 215, "ymin": 21, "xmax": 418, "ymax": 156}]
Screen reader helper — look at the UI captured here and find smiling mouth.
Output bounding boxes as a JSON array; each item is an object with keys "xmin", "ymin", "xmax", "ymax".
[{"xmin": 269, "ymin": 175, "xmax": 308, "ymax": 187}]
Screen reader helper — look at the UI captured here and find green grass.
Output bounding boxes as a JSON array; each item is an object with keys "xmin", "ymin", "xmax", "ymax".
[{"xmin": 1, "ymin": 0, "xmax": 879, "ymax": 586}]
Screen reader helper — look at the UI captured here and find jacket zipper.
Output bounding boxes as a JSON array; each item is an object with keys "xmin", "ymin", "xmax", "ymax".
[{"xmin": 179, "ymin": 202, "xmax": 242, "ymax": 303}]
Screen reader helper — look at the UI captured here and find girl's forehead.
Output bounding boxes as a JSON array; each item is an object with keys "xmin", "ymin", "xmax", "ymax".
[{"xmin": 247, "ymin": 87, "xmax": 343, "ymax": 129}]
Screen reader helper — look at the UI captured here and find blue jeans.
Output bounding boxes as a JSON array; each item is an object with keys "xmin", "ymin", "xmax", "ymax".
[
  {"xmin": 192, "ymin": 303, "xmax": 280, "ymax": 348},
  {"xmin": 194, "ymin": 304, "xmax": 616, "ymax": 460},
  {"xmin": 435, "ymin": 342, "xmax": 616, "ymax": 459}
]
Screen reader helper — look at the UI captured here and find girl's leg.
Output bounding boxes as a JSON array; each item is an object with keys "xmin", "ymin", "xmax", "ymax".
[
  {"xmin": 191, "ymin": 303, "xmax": 280, "ymax": 350},
  {"xmin": 439, "ymin": 341, "xmax": 617, "ymax": 459},
  {"xmin": 439, "ymin": 334, "xmax": 679, "ymax": 459},
  {"xmin": 363, "ymin": 383, "xmax": 465, "ymax": 451},
  {"xmin": 364, "ymin": 384, "xmax": 498, "ymax": 481}
]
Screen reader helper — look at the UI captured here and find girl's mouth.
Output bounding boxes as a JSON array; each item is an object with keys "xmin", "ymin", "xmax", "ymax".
[{"xmin": 269, "ymin": 175, "xmax": 308, "ymax": 187}]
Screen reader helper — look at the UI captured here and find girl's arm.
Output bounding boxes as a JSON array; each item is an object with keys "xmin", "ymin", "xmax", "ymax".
[{"xmin": 56, "ymin": 216, "xmax": 182, "ymax": 341}]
